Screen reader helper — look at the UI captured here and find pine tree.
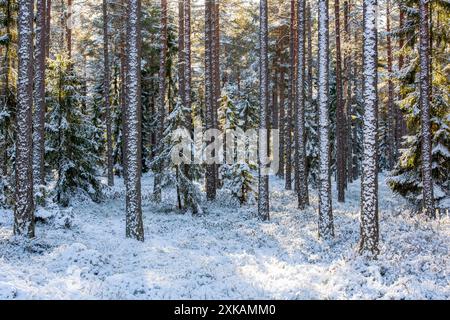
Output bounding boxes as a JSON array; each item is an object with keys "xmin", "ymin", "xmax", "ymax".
[
  {"xmin": 205, "ymin": 0, "xmax": 217, "ymax": 201},
  {"xmin": 418, "ymin": 0, "xmax": 434, "ymax": 217},
  {"xmin": 334, "ymin": 0, "xmax": 346, "ymax": 202},
  {"xmin": 45, "ymin": 54, "xmax": 102, "ymax": 207},
  {"xmin": 103, "ymin": 0, "xmax": 114, "ymax": 186},
  {"xmin": 285, "ymin": 0, "xmax": 295, "ymax": 191},
  {"xmin": 33, "ymin": 0, "xmax": 46, "ymax": 187},
  {"xmin": 296, "ymin": 0, "xmax": 308, "ymax": 209},
  {"xmin": 153, "ymin": 0, "xmax": 168, "ymax": 203},
  {"xmin": 124, "ymin": 0, "xmax": 144, "ymax": 241},
  {"xmin": 360, "ymin": 0, "xmax": 379, "ymax": 256},
  {"xmin": 258, "ymin": 0, "xmax": 270, "ymax": 221},
  {"xmin": 317, "ymin": 0, "xmax": 333, "ymax": 239},
  {"xmin": 14, "ymin": 0, "xmax": 35, "ymax": 237}
]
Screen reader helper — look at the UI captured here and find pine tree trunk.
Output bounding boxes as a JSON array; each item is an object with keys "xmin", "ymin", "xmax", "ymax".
[
  {"xmin": 124, "ymin": 0, "xmax": 144, "ymax": 241},
  {"xmin": 360, "ymin": 0, "xmax": 379, "ymax": 255},
  {"xmin": 318, "ymin": 0, "xmax": 334, "ymax": 239},
  {"xmin": 334, "ymin": 0, "xmax": 346, "ymax": 202},
  {"xmin": 278, "ymin": 60, "xmax": 285, "ymax": 178},
  {"xmin": 153, "ymin": 0, "xmax": 168, "ymax": 202},
  {"xmin": 285, "ymin": 0, "xmax": 295, "ymax": 191},
  {"xmin": 258, "ymin": 0, "xmax": 270, "ymax": 220},
  {"xmin": 419, "ymin": 0, "xmax": 434, "ymax": 218},
  {"xmin": 120, "ymin": 1, "xmax": 127, "ymax": 180},
  {"xmin": 33, "ymin": 0, "xmax": 47, "ymax": 187},
  {"xmin": 386, "ymin": 0, "xmax": 395, "ymax": 170},
  {"xmin": 182, "ymin": 0, "xmax": 196, "ymax": 212},
  {"xmin": 103, "ymin": 0, "xmax": 114, "ymax": 187},
  {"xmin": 213, "ymin": 0, "xmax": 221, "ymax": 189},
  {"xmin": 343, "ymin": 0, "xmax": 353, "ymax": 184},
  {"xmin": 205, "ymin": 0, "xmax": 216, "ymax": 201},
  {"xmin": 46, "ymin": 0, "xmax": 51, "ymax": 58},
  {"xmin": 306, "ymin": 1, "xmax": 313, "ymax": 193},
  {"xmin": 67, "ymin": 0, "xmax": 72, "ymax": 58},
  {"xmin": 15, "ymin": 0, "xmax": 35, "ymax": 237},
  {"xmin": 178, "ymin": 0, "xmax": 185, "ymax": 106},
  {"xmin": 296, "ymin": 0, "xmax": 308, "ymax": 209}
]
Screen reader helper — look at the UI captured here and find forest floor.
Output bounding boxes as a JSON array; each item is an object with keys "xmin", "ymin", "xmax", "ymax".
[{"xmin": 0, "ymin": 174, "xmax": 449, "ymax": 299}]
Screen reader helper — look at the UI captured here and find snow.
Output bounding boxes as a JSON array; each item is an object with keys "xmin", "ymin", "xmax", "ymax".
[{"xmin": 0, "ymin": 174, "xmax": 449, "ymax": 299}]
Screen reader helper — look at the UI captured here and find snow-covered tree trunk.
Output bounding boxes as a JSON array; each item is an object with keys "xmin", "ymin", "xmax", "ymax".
[
  {"xmin": 124, "ymin": 0, "xmax": 144, "ymax": 241},
  {"xmin": 334, "ymin": 0, "xmax": 346, "ymax": 202},
  {"xmin": 103, "ymin": 0, "xmax": 114, "ymax": 187},
  {"xmin": 15, "ymin": 0, "xmax": 35, "ymax": 237},
  {"xmin": 306, "ymin": 1, "xmax": 313, "ymax": 197},
  {"xmin": 258, "ymin": 0, "xmax": 269, "ymax": 220},
  {"xmin": 33, "ymin": 0, "xmax": 47, "ymax": 187},
  {"xmin": 278, "ymin": 61, "xmax": 285, "ymax": 178},
  {"xmin": 360, "ymin": 0, "xmax": 379, "ymax": 255},
  {"xmin": 285, "ymin": 0, "xmax": 295, "ymax": 191},
  {"xmin": 205, "ymin": 0, "xmax": 216, "ymax": 201},
  {"xmin": 419, "ymin": 0, "xmax": 434, "ymax": 218},
  {"xmin": 344, "ymin": 0, "xmax": 353, "ymax": 184},
  {"xmin": 317, "ymin": 0, "xmax": 333, "ymax": 239},
  {"xmin": 182, "ymin": 0, "xmax": 196, "ymax": 212},
  {"xmin": 213, "ymin": 0, "xmax": 221, "ymax": 188},
  {"xmin": 153, "ymin": 0, "xmax": 168, "ymax": 202},
  {"xmin": 385, "ymin": 0, "xmax": 395, "ymax": 170},
  {"xmin": 296, "ymin": 0, "xmax": 308, "ymax": 209}
]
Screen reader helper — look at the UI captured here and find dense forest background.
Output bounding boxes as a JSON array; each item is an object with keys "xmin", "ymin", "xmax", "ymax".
[{"xmin": 0, "ymin": 0, "xmax": 449, "ymax": 251}]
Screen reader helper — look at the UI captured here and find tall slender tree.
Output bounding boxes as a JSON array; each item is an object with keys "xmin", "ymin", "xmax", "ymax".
[
  {"xmin": 258, "ymin": 0, "xmax": 269, "ymax": 220},
  {"xmin": 103, "ymin": 0, "xmax": 114, "ymax": 186},
  {"xmin": 153, "ymin": 0, "xmax": 168, "ymax": 202},
  {"xmin": 317, "ymin": 0, "xmax": 333, "ymax": 239},
  {"xmin": 15, "ymin": 0, "xmax": 35, "ymax": 237},
  {"xmin": 33, "ymin": 0, "xmax": 47, "ymax": 186},
  {"xmin": 296, "ymin": 0, "xmax": 308, "ymax": 209},
  {"xmin": 124, "ymin": 0, "xmax": 144, "ymax": 241},
  {"xmin": 419, "ymin": 0, "xmax": 434, "ymax": 218},
  {"xmin": 205, "ymin": 0, "xmax": 216, "ymax": 200},
  {"xmin": 334, "ymin": 0, "xmax": 346, "ymax": 202},
  {"xmin": 285, "ymin": 0, "xmax": 295, "ymax": 191},
  {"xmin": 385, "ymin": 0, "xmax": 395, "ymax": 170},
  {"xmin": 360, "ymin": 0, "xmax": 379, "ymax": 255}
]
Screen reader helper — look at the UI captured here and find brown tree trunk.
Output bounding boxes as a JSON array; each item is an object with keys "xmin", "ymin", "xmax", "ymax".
[
  {"xmin": 285, "ymin": 0, "xmax": 295, "ymax": 191},
  {"xmin": 33, "ymin": 0, "xmax": 47, "ymax": 187},
  {"xmin": 386, "ymin": 0, "xmax": 395, "ymax": 170},
  {"xmin": 335, "ymin": 0, "xmax": 346, "ymax": 202},
  {"xmin": 103, "ymin": 0, "xmax": 114, "ymax": 186},
  {"xmin": 153, "ymin": 0, "xmax": 168, "ymax": 202}
]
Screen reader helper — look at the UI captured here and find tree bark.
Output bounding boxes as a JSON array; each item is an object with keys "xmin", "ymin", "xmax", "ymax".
[
  {"xmin": 124, "ymin": 0, "xmax": 144, "ymax": 241},
  {"xmin": 258, "ymin": 0, "xmax": 270, "ymax": 221},
  {"xmin": 285, "ymin": 0, "xmax": 295, "ymax": 191},
  {"xmin": 334, "ymin": 0, "xmax": 346, "ymax": 202},
  {"xmin": 296, "ymin": 0, "xmax": 308, "ymax": 209},
  {"xmin": 103, "ymin": 0, "xmax": 114, "ymax": 186},
  {"xmin": 419, "ymin": 0, "xmax": 434, "ymax": 218},
  {"xmin": 153, "ymin": 0, "xmax": 168, "ymax": 202},
  {"xmin": 33, "ymin": 0, "xmax": 47, "ymax": 187},
  {"xmin": 386, "ymin": 0, "xmax": 395, "ymax": 170},
  {"xmin": 205, "ymin": 0, "xmax": 216, "ymax": 201},
  {"xmin": 360, "ymin": 0, "xmax": 379, "ymax": 255},
  {"xmin": 15, "ymin": 0, "xmax": 35, "ymax": 237},
  {"xmin": 318, "ymin": 0, "xmax": 334, "ymax": 239}
]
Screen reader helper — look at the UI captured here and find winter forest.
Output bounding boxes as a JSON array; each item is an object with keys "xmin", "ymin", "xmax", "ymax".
[{"xmin": 0, "ymin": 0, "xmax": 448, "ymax": 300}]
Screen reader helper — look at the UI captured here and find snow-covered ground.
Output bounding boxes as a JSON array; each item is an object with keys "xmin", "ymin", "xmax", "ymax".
[{"xmin": 0, "ymin": 174, "xmax": 448, "ymax": 299}]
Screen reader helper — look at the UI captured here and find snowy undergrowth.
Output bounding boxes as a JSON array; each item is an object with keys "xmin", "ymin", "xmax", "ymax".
[{"xmin": 0, "ymin": 174, "xmax": 448, "ymax": 299}]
